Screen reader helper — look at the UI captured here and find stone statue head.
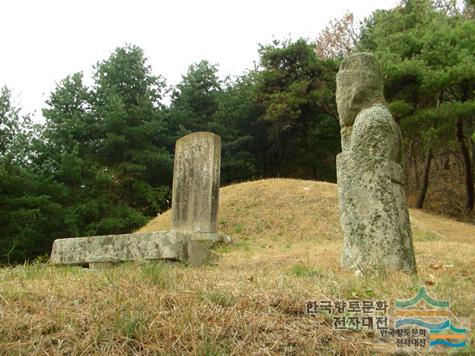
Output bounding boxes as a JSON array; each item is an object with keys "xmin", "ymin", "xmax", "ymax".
[{"xmin": 336, "ymin": 52, "xmax": 385, "ymax": 127}]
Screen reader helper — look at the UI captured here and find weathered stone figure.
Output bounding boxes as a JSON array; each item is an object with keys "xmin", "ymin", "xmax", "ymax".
[{"xmin": 336, "ymin": 52, "xmax": 417, "ymax": 273}]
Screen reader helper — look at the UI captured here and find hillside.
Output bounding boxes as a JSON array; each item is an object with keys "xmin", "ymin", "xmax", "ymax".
[
  {"xmin": 139, "ymin": 178, "xmax": 341, "ymax": 241},
  {"xmin": 1, "ymin": 178, "xmax": 474, "ymax": 354},
  {"xmin": 139, "ymin": 178, "xmax": 475, "ymax": 244}
]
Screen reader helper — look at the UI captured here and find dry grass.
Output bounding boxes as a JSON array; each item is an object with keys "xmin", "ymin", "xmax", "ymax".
[{"xmin": 1, "ymin": 178, "xmax": 474, "ymax": 355}]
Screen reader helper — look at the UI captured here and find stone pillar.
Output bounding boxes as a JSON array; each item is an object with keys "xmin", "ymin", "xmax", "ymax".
[
  {"xmin": 335, "ymin": 53, "xmax": 417, "ymax": 274},
  {"xmin": 171, "ymin": 132, "xmax": 221, "ymax": 234}
]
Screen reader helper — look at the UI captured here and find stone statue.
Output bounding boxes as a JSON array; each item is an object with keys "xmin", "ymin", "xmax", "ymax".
[{"xmin": 335, "ymin": 52, "xmax": 417, "ymax": 274}]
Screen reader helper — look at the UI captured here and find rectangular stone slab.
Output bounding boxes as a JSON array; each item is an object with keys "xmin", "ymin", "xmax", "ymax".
[
  {"xmin": 171, "ymin": 132, "xmax": 221, "ymax": 234},
  {"xmin": 50, "ymin": 231, "xmax": 194, "ymax": 266}
]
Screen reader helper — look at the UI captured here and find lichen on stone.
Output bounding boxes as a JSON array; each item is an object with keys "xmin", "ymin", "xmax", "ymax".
[{"xmin": 335, "ymin": 52, "xmax": 416, "ymax": 274}]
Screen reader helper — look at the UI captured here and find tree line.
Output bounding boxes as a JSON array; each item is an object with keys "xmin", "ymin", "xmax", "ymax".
[{"xmin": 1, "ymin": 0, "xmax": 474, "ymax": 264}]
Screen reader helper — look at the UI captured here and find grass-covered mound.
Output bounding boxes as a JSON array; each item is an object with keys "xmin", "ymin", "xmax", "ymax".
[
  {"xmin": 1, "ymin": 178, "xmax": 474, "ymax": 354},
  {"xmin": 139, "ymin": 178, "xmax": 342, "ymax": 242}
]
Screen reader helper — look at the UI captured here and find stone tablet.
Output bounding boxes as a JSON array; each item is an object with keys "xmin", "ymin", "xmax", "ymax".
[
  {"xmin": 49, "ymin": 132, "xmax": 230, "ymax": 268},
  {"xmin": 171, "ymin": 132, "xmax": 221, "ymax": 234},
  {"xmin": 335, "ymin": 52, "xmax": 417, "ymax": 274},
  {"xmin": 50, "ymin": 231, "xmax": 216, "ymax": 267}
]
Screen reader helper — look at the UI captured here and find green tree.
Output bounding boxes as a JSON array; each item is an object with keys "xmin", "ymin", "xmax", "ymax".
[
  {"xmin": 41, "ymin": 45, "xmax": 173, "ymax": 237},
  {"xmin": 0, "ymin": 86, "xmax": 32, "ymax": 161},
  {"xmin": 212, "ymin": 71, "xmax": 267, "ymax": 183},
  {"xmin": 256, "ymin": 39, "xmax": 340, "ymax": 180},
  {"xmin": 40, "ymin": 72, "xmax": 105, "ymax": 236},
  {"xmin": 169, "ymin": 61, "xmax": 267, "ymax": 184},
  {"xmin": 92, "ymin": 45, "xmax": 172, "ymax": 225},
  {"xmin": 0, "ymin": 87, "xmax": 68, "ymax": 263},
  {"xmin": 169, "ymin": 60, "xmax": 222, "ymax": 138},
  {"xmin": 359, "ymin": 0, "xmax": 475, "ymax": 213}
]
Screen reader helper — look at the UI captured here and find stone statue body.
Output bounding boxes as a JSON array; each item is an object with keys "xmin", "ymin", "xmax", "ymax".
[{"xmin": 336, "ymin": 53, "xmax": 416, "ymax": 273}]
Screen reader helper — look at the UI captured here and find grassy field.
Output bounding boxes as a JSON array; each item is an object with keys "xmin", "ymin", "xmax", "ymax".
[{"xmin": 1, "ymin": 178, "xmax": 474, "ymax": 355}]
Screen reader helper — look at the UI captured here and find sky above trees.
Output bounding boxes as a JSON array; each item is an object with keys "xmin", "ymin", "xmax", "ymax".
[{"xmin": 1, "ymin": 0, "xmax": 399, "ymax": 119}]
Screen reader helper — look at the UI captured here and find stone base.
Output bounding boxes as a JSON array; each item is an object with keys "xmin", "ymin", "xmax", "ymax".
[{"xmin": 50, "ymin": 230, "xmax": 231, "ymax": 267}]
